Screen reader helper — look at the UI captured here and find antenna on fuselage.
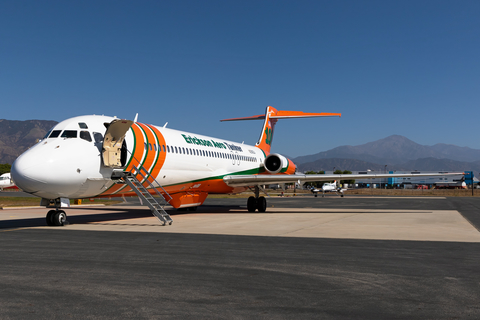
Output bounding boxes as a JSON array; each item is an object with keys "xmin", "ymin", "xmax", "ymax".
[
  {"xmin": 134, "ymin": 113, "xmax": 138, "ymax": 123},
  {"xmin": 163, "ymin": 122, "xmax": 168, "ymax": 128}
]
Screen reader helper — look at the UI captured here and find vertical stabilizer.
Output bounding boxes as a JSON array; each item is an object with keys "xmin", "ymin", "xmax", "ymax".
[{"xmin": 256, "ymin": 106, "xmax": 278, "ymax": 154}]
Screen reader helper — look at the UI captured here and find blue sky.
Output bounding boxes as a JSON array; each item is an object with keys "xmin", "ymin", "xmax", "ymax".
[{"xmin": 1, "ymin": 0, "xmax": 479, "ymax": 157}]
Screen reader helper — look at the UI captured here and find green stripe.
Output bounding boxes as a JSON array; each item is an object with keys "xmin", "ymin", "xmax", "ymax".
[
  {"xmin": 147, "ymin": 124, "xmax": 161, "ymax": 179},
  {"xmin": 159, "ymin": 166, "xmax": 266, "ymax": 189}
]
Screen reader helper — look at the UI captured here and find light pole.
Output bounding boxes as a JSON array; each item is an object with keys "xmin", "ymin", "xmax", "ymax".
[
  {"xmin": 385, "ymin": 165, "xmax": 387, "ymax": 189},
  {"xmin": 368, "ymin": 169, "xmax": 373, "ymax": 194}
]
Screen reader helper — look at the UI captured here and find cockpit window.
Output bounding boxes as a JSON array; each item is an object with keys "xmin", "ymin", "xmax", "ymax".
[
  {"xmin": 78, "ymin": 122, "xmax": 88, "ymax": 129},
  {"xmin": 80, "ymin": 131, "xmax": 92, "ymax": 142},
  {"xmin": 49, "ymin": 130, "xmax": 62, "ymax": 138},
  {"xmin": 61, "ymin": 130, "xmax": 77, "ymax": 138}
]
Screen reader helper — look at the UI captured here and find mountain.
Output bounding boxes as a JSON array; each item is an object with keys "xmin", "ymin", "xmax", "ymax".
[
  {"xmin": 298, "ymin": 158, "xmax": 393, "ymax": 172},
  {"xmin": 297, "ymin": 157, "xmax": 480, "ymax": 174},
  {"xmin": 0, "ymin": 119, "xmax": 58, "ymax": 164},
  {"xmin": 293, "ymin": 135, "xmax": 480, "ymax": 166},
  {"xmin": 293, "ymin": 135, "xmax": 480, "ymax": 173}
]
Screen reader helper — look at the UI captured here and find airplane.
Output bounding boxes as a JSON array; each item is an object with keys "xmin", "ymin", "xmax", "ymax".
[
  {"xmin": 0, "ymin": 172, "xmax": 15, "ymax": 191},
  {"xmin": 310, "ymin": 180, "xmax": 347, "ymax": 197},
  {"xmin": 11, "ymin": 106, "xmax": 464, "ymax": 227}
]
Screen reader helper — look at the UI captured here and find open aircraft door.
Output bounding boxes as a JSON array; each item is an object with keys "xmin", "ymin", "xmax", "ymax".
[{"xmin": 102, "ymin": 119, "xmax": 134, "ymax": 168}]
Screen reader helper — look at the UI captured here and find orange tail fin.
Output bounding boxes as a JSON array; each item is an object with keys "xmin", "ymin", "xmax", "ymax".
[{"xmin": 220, "ymin": 106, "xmax": 341, "ymax": 155}]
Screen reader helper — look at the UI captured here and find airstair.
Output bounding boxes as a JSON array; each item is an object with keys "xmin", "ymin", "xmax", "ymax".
[{"xmin": 120, "ymin": 165, "xmax": 173, "ymax": 226}]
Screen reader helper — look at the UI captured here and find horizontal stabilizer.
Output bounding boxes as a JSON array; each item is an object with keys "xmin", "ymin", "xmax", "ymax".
[{"xmin": 220, "ymin": 110, "xmax": 341, "ymax": 122}]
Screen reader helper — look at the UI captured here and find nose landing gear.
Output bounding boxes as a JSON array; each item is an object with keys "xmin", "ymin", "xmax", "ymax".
[
  {"xmin": 42, "ymin": 198, "xmax": 70, "ymax": 226},
  {"xmin": 46, "ymin": 210, "xmax": 67, "ymax": 226}
]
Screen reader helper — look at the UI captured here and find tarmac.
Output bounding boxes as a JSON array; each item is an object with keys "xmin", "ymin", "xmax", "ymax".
[{"xmin": 1, "ymin": 194, "xmax": 480, "ymax": 319}]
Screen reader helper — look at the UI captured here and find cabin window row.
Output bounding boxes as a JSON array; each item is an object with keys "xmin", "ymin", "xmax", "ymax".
[{"xmin": 143, "ymin": 143, "xmax": 258, "ymax": 162}]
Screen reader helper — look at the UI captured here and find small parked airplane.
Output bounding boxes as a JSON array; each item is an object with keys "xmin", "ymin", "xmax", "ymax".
[
  {"xmin": 0, "ymin": 172, "xmax": 15, "ymax": 191},
  {"xmin": 11, "ymin": 106, "xmax": 463, "ymax": 226},
  {"xmin": 310, "ymin": 180, "xmax": 347, "ymax": 197}
]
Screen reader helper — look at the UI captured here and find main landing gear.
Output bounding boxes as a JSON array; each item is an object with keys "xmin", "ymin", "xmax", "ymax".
[
  {"xmin": 247, "ymin": 186, "xmax": 267, "ymax": 212},
  {"xmin": 46, "ymin": 210, "xmax": 67, "ymax": 226}
]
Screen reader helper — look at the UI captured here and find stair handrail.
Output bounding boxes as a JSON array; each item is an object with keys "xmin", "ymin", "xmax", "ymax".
[
  {"xmin": 124, "ymin": 149, "xmax": 173, "ymax": 202},
  {"xmin": 131, "ymin": 165, "xmax": 173, "ymax": 203}
]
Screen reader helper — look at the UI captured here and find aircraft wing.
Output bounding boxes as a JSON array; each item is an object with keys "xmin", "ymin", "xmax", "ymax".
[{"xmin": 223, "ymin": 172, "xmax": 464, "ymax": 187}]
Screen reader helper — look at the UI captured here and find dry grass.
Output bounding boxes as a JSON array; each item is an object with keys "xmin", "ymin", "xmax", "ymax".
[{"xmin": 1, "ymin": 188, "xmax": 477, "ymax": 208}]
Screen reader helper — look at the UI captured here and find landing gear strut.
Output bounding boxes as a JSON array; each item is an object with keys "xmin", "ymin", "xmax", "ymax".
[{"xmin": 247, "ymin": 186, "xmax": 267, "ymax": 213}]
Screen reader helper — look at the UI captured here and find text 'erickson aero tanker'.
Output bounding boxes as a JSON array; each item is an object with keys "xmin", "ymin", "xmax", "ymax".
[{"xmin": 11, "ymin": 106, "xmax": 463, "ymax": 226}]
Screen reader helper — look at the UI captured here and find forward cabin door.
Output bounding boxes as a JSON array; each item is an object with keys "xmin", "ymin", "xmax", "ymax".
[{"xmin": 102, "ymin": 119, "xmax": 134, "ymax": 168}]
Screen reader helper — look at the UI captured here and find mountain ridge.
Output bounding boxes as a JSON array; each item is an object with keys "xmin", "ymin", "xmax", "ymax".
[
  {"xmin": 0, "ymin": 119, "xmax": 58, "ymax": 164},
  {"xmin": 293, "ymin": 135, "xmax": 480, "ymax": 173}
]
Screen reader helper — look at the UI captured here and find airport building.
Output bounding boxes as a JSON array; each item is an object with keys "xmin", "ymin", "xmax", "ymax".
[{"xmin": 313, "ymin": 171, "xmax": 477, "ymax": 189}]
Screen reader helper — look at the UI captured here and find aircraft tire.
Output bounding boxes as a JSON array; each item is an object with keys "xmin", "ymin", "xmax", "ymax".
[
  {"xmin": 341, "ymin": 194, "xmax": 344, "ymax": 197},
  {"xmin": 257, "ymin": 196, "xmax": 267, "ymax": 213},
  {"xmin": 314, "ymin": 194, "xmax": 317, "ymax": 197},
  {"xmin": 188, "ymin": 206, "xmax": 197, "ymax": 211},
  {"xmin": 247, "ymin": 196, "xmax": 257, "ymax": 212},
  {"xmin": 46, "ymin": 210, "xmax": 56, "ymax": 226},
  {"xmin": 53, "ymin": 210, "xmax": 67, "ymax": 226}
]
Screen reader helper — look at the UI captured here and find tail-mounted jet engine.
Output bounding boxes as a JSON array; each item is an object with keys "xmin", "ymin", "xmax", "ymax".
[{"xmin": 263, "ymin": 153, "xmax": 290, "ymax": 174}]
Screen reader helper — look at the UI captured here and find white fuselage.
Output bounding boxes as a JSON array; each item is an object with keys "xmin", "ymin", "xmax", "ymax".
[{"xmin": 12, "ymin": 115, "xmax": 267, "ymax": 200}]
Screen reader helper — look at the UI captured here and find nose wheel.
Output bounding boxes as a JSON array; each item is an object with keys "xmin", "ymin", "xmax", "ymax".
[{"xmin": 46, "ymin": 210, "xmax": 68, "ymax": 226}]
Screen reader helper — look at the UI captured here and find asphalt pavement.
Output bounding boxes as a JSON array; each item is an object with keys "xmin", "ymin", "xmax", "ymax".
[{"xmin": 1, "ymin": 196, "xmax": 480, "ymax": 319}]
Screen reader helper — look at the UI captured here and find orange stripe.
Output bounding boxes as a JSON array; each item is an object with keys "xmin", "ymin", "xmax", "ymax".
[
  {"xmin": 136, "ymin": 123, "xmax": 157, "ymax": 182},
  {"xmin": 146, "ymin": 124, "xmax": 167, "ymax": 183}
]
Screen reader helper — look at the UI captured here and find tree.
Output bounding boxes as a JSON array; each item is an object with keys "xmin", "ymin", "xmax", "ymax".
[
  {"xmin": 304, "ymin": 170, "xmax": 325, "ymax": 188},
  {"xmin": 340, "ymin": 170, "xmax": 355, "ymax": 185},
  {"xmin": 0, "ymin": 164, "xmax": 11, "ymax": 176}
]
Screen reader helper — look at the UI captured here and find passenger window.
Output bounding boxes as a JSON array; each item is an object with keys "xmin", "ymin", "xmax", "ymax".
[
  {"xmin": 49, "ymin": 130, "xmax": 62, "ymax": 138},
  {"xmin": 167, "ymin": 145, "xmax": 170, "ymax": 153},
  {"xmin": 61, "ymin": 130, "xmax": 77, "ymax": 138},
  {"xmin": 78, "ymin": 123, "xmax": 88, "ymax": 129},
  {"xmin": 175, "ymin": 146, "xmax": 178, "ymax": 153},
  {"xmin": 149, "ymin": 143, "xmax": 152, "ymax": 151},
  {"xmin": 80, "ymin": 131, "xmax": 92, "ymax": 142},
  {"xmin": 163, "ymin": 145, "xmax": 166, "ymax": 152}
]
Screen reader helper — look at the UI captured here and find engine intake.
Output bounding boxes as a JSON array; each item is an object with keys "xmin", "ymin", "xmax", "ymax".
[{"xmin": 264, "ymin": 153, "xmax": 289, "ymax": 174}]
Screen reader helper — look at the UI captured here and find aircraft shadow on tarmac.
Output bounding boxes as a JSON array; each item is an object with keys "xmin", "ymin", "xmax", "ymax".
[{"xmin": 0, "ymin": 205, "xmax": 250, "ymax": 229}]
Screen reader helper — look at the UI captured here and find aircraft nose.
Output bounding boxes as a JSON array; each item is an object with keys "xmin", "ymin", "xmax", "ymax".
[
  {"xmin": 11, "ymin": 151, "xmax": 46, "ymax": 194},
  {"xmin": 11, "ymin": 142, "xmax": 87, "ymax": 199}
]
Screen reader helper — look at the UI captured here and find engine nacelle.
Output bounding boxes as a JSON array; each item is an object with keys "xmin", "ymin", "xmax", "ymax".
[{"xmin": 264, "ymin": 153, "xmax": 295, "ymax": 174}]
